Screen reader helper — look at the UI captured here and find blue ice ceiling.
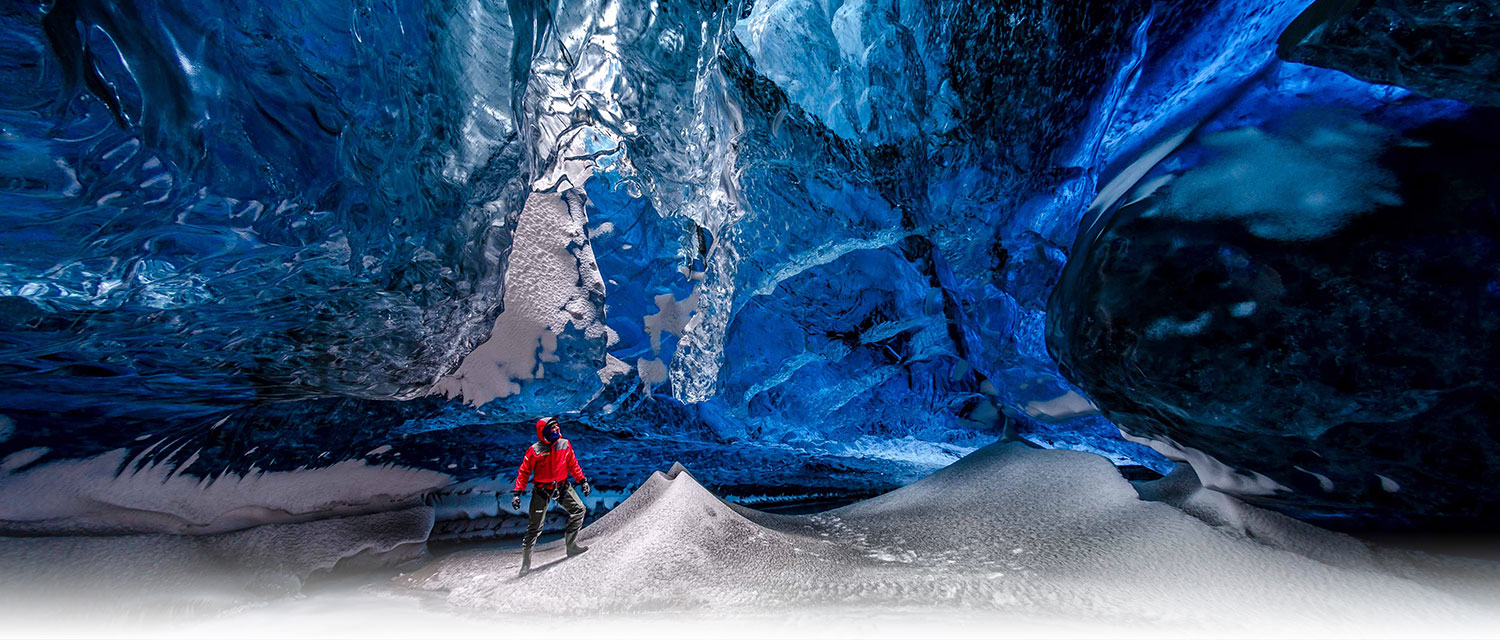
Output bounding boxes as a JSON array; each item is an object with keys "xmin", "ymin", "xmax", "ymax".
[{"xmin": 2, "ymin": 0, "xmax": 1497, "ymax": 531}]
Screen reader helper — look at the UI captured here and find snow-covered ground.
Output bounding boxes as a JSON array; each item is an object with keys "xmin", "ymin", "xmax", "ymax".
[
  {"xmin": 0, "ymin": 447, "xmax": 450, "ymax": 535},
  {"xmin": 3, "ymin": 443, "xmax": 1499, "ymax": 638}
]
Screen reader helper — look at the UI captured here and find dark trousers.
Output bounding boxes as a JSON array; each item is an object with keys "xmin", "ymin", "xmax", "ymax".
[{"xmin": 521, "ymin": 484, "xmax": 587, "ymax": 548}]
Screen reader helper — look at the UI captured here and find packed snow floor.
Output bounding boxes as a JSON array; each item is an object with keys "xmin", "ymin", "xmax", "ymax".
[
  {"xmin": 401, "ymin": 443, "xmax": 1500, "ymax": 636},
  {"xmin": 5, "ymin": 443, "xmax": 1500, "ymax": 638}
]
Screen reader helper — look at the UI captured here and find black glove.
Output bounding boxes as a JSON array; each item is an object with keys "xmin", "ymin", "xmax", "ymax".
[
  {"xmin": 580, "ymin": 479, "xmax": 592, "ymax": 497},
  {"xmin": 511, "ymin": 493, "xmax": 522, "ymax": 510}
]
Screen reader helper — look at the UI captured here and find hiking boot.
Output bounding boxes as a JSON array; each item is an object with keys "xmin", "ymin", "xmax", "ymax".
[
  {"xmin": 519, "ymin": 545, "xmax": 533, "ymax": 576},
  {"xmin": 565, "ymin": 529, "xmax": 589, "ymax": 556}
]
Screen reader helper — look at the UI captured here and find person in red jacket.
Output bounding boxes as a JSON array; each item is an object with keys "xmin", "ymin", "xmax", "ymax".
[{"xmin": 511, "ymin": 415, "xmax": 592, "ymax": 576}]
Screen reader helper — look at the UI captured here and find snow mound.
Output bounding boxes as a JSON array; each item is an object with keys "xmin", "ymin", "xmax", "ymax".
[
  {"xmin": 408, "ymin": 444, "xmax": 1500, "ymax": 634},
  {"xmin": 407, "ymin": 464, "xmax": 861, "ymax": 612}
]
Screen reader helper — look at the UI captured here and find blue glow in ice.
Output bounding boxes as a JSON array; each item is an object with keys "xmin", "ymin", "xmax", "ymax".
[{"xmin": 3, "ymin": 0, "xmax": 1496, "ymax": 532}]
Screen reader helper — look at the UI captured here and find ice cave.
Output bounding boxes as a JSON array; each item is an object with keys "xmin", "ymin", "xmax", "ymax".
[{"xmin": 1, "ymin": 0, "xmax": 1499, "ymax": 636}]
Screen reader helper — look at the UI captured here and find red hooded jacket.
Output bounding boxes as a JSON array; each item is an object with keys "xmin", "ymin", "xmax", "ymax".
[{"xmin": 512, "ymin": 420, "xmax": 588, "ymax": 492}]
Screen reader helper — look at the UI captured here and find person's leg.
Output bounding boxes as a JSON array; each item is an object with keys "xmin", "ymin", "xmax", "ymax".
[
  {"xmin": 522, "ymin": 490, "xmax": 550, "ymax": 547},
  {"xmin": 559, "ymin": 485, "xmax": 589, "ymax": 555},
  {"xmin": 519, "ymin": 490, "xmax": 549, "ymax": 574}
]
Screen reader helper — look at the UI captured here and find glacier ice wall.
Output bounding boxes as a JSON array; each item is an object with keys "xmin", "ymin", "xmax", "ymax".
[
  {"xmin": 10, "ymin": 0, "xmax": 527, "ymax": 413},
  {"xmin": 1049, "ymin": 1, "xmax": 1500, "ymax": 530},
  {"xmin": 3, "ymin": 0, "xmax": 1498, "ymax": 532},
  {"xmin": 1279, "ymin": 0, "xmax": 1500, "ymax": 107}
]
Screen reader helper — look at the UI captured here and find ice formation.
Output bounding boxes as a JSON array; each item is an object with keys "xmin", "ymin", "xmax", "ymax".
[
  {"xmin": 1, "ymin": 0, "xmax": 1499, "ymax": 630},
  {"xmin": 1280, "ymin": 0, "xmax": 1500, "ymax": 107},
  {"xmin": 433, "ymin": 191, "xmax": 610, "ymax": 408},
  {"xmin": 1049, "ymin": 99, "xmax": 1500, "ymax": 529},
  {"xmin": 5, "ymin": 0, "xmax": 1221, "ymax": 507}
]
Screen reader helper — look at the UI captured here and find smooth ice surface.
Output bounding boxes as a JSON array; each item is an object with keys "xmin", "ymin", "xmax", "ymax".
[
  {"xmin": 1049, "ymin": 101, "xmax": 1500, "ymax": 529},
  {"xmin": 1280, "ymin": 0, "xmax": 1500, "ymax": 107}
]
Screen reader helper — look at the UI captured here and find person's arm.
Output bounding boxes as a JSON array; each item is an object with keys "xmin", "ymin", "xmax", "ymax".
[
  {"xmin": 566, "ymin": 447, "xmax": 592, "ymax": 496},
  {"xmin": 513, "ymin": 448, "xmax": 535, "ymax": 493},
  {"xmin": 566, "ymin": 447, "xmax": 587, "ymax": 484}
]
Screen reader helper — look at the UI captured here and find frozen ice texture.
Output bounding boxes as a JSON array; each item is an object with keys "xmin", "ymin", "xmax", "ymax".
[
  {"xmin": 0, "ymin": 0, "xmax": 1186, "ymax": 484},
  {"xmin": 1280, "ymin": 0, "xmax": 1500, "ymax": 107},
  {"xmin": 433, "ymin": 191, "xmax": 609, "ymax": 409},
  {"xmin": 3, "ymin": 0, "xmax": 1499, "ymax": 531},
  {"xmin": 1049, "ymin": 105, "xmax": 1500, "ymax": 530},
  {"xmin": 10, "ymin": 0, "xmax": 523, "ymax": 409}
]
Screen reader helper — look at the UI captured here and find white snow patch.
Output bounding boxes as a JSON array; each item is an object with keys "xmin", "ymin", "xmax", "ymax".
[
  {"xmin": 636, "ymin": 357, "xmax": 668, "ymax": 386},
  {"xmin": 434, "ymin": 191, "xmax": 608, "ymax": 406},
  {"xmin": 588, "ymin": 221, "xmax": 615, "ymax": 239},
  {"xmin": 407, "ymin": 444, "xmax": 1500, "ymax": 635},
  {"xmin": 1119, "ymin": 429, "xmax": 1290, "ymax": 496},
  {"xmin": 1293, "ymin": 464, "xmax": 1336, "ymax": 492},
  {"xmin": 1023, "ymin": 390, "xmax": 1100, "ymax": 421},
  {"xmin": 8, "ymin": 448, "xmax": 1500, "ymax": 637},
  {"xmin": 643, "ymin": 290, "xmax": 699, "ymax": 353},
  {"xmin": 0, "ymin": 448, "xmax": 451, "ymax": 535},
  {"xmin": 597, "ymin": 353, "xmax": 632, "ymax": 385},
  {"xmin": 0, "ymin": 506, "xmax": 434, "ymax": 620},
  {"xmin": 0, "ymin": 447, "xmax": 47, "ymax": 472},
  {"xmin": 1377, "ymin": 474, "xmax": 1402, "ymax": 493}
]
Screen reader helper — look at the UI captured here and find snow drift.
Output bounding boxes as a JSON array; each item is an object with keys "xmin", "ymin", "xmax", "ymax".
[
  {"xmin": 0, "ymin": 447, "xmax": 450, "ymax": 535},
  {"xmin": 0, "ymin": 505, "xmax": 435, "ymax": 622},
  {"xmin": 410, "ymin": 443, "xmax": 1500, "ymax": 634}
]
